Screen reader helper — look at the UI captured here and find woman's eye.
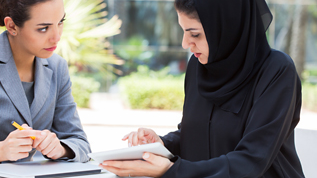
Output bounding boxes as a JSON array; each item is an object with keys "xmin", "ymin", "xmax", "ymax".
[
  {"xmin": 192, "ymin": 34, "xmax": 200, "ymax": 38},
  {"xmin": 59, "ymin": 18, "xmax": 66, "ymax": 25},
  {"xmin": 38, "ymin": 27, "xmax": 48, "ymax": 32}
]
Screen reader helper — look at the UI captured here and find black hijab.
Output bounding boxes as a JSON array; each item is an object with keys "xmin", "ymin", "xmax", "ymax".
[{"xmin": 194, "ymin": 0, "xmax": 272, "ymax": 113}]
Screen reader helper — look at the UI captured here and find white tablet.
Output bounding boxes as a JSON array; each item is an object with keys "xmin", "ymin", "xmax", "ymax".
[{"xmin": 88, "ymin": 142, "xmax": 174, "ymax": 163}]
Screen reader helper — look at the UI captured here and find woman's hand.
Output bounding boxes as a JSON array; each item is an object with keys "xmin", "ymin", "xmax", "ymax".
[
  {"xmin": 100, "ymin": 152, "xmax": 173, "ymax": 177},
  {"xmin": 122, "ymin": 128, "xmax": 164, "ymax": 147},
  {"xmin": 32, "ymin": 129, "xmax": 71, "ymax": 160},
  {"xmin": 0, "ymin": 125, "xmax": 41, "ymax": 162}
]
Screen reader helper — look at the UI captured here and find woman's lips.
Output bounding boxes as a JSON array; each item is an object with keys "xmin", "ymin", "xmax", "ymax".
[
  {"xmin": 44, "ymin": 46, "xmax": 57, "ymax": 51},
  {"xmin": 194, "ymin": 53, "xmax": 201, "ymax": 58}
]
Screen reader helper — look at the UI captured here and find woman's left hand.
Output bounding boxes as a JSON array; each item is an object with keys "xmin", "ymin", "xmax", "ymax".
[{"xmin": 100, "ymin": 152, "xmax": 173, "ymax": 178}]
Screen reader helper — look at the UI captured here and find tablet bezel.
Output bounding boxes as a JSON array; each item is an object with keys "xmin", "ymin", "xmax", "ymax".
[{"xmin": 88, "ymin": 142, "xmax": 174, "ymax": 163}]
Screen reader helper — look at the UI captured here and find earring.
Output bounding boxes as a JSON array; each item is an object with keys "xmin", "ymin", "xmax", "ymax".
[{"xmin": 13, "ymin": 32, "xmax": 16, "ymax": 35}]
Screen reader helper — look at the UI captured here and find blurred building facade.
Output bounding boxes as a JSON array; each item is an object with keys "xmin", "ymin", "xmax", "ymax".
[{"xmin": 105, "ymin": 0, "xmax": 317, "ymax": 80}]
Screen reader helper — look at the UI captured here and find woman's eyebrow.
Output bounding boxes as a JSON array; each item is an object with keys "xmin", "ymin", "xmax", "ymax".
[
  {"xmin": 37, "ymin": 23, "xmax": 52, "ymax": 26},
  {"xmin": 36, "ymin": 13, "xmax": 66, "ymax": 26},
  {"xmin": 185, "ymin": 28, "xmax": 199, "ymax": 31}
]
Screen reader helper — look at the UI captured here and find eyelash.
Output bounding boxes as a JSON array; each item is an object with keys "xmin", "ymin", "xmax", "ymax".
[
  {"xmin": 59, "ymin": 18, "xmax": 66, "ymax": 25},
  {"xmin": 38, "ymin": 27, "xmax": 48, "ymax": 32},
  {"xmin": 37, "ymin": 18, "xmax": 66, "ymax": 33},
  {"xmin": 191, "ymin": 34, "xmax": 200, "ymax": 38}
]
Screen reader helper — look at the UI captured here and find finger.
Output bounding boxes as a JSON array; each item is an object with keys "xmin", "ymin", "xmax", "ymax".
[
  {"xmin": 102, "ymin": 160, "xmax": 137, "ymax": 169},
  {"xmin": 32, "ymin": 131, "xmax": 47, "ymax": 148},
  {"xmin": 100, "ymin": 165, "xmax": 128, "ymax": 177},
  {"xmin": 132, "ymin": 133, "xmax": 139, "ymax": 146},
  {"xmin": 15, "ymin": 130, "xmax": 41, "ymax": 139},
  {"xmin": 8, "ymin": 152, "xmax": 30, "ymax": 161},
  {"xmin": 122, "ymin": 133, "xmax": 130, "ymax": 141},
  {"xmin": 128, "ymin": 133, "xmax": 136, "ymax": 147},
  {"xmin": 16, "ymin": 138, "xmax": 33, "ymax": 146},
  {"xmin": 137, "ymin": 128, "xmax": 147, "ymax": 144},
  {"xmin": 41, "ymin": 139, "xmax": 57, "ymax": 156},
  {"xmin": 21, "ymin": 124, "xmax": 32, "ymax": 130},
  {"xmin": 17, "ymin": 145, "xmax": 33, "ymax": 153},
  {"xmin": 142, "ymin": 152, "xmax": 169, "ymax": 166},
  {"xmin": 35, "ymin": 130, "xmax": 52, "ymax": 152},
  {"xmin": 45, "ymin": 144, "xmax": 60, "ymax": 159}
]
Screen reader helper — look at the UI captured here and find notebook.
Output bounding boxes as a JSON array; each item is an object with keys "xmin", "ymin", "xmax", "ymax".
[{"xmin": 0, "ymin": 160, "xmax": 102, "ymax": 178}]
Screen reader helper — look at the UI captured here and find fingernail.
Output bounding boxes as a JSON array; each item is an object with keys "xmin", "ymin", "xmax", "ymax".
[
  {"xmin": 102, "ymin": 163, "xmax": 107, "ymax": 166},
  {"xmin": 143, "ymin": 153, "xmax": 149, "ymax": 159},
  {"xmin": 41, "ymin": 132, "xmax": 46, "ymax": 136},
  {"xmin": 128, "ymin": 143, "xmax": 132, "ymax": 147},
  {"xmin": 142, "ymin": 141, "xmax": 147, "ymax": 144}
]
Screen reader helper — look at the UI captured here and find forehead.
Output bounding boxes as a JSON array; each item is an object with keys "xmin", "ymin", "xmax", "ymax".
[
  {"xmin": 27, "ymin": 0, "xmax": 64, "ymax": 24},
  {"xmin": 177, "ymin": 12, "xmax": 202, "ymax": 29}
]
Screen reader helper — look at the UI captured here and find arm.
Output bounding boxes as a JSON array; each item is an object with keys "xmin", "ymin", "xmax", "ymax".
[
  {"xmin": 50, "ymin": 59, "xmax": 91, "ymax": 162},
  {"xmin": 162, "ymin": 57, "xmax": 302, "ymax": 177},
  {"xmin": 160, "ymin": 123, "xmax": 181, "ymax": 156}
]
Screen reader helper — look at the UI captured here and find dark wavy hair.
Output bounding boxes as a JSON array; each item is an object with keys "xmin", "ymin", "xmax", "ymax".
[
  {"xmin": 174, "ymin": 0, "xmax": 200, "ymax": 21},
  {"xmin": 0, "ymin": 0, "xmax": 51, "ymax": 27}
]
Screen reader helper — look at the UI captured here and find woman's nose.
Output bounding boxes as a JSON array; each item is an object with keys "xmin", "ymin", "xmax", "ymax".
[
  {"xmin": 182, "ymin": 34, "xmax": 189, "ymax": 49},
  {"xmin": 50, "ymin": 27, "xmax": 61, "ymax": 43}
]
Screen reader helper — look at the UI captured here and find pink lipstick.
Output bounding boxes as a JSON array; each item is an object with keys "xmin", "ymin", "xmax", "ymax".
[
  {"xmin": 194, "ymin": 53, "xmax": 201, "ymax": 58},
  {"xmin": 44, "ymin": 46, "xmax": 57, "ymax": 51}
]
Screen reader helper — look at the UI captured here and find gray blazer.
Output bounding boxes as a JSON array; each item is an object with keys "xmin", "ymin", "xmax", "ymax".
[{"xmin": 0, "ymin": 31, "xmax": 91, "ymax": 162}]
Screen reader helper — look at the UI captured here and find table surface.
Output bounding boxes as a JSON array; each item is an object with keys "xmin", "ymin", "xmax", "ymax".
[{"xmin": 30, "ymin": 153, "xmax": 148, "ymax": 178}]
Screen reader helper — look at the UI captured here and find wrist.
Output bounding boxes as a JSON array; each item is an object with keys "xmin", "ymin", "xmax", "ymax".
[{"xmin": 61, "ymin": 142, "xmax": 75, "ymax": 159}]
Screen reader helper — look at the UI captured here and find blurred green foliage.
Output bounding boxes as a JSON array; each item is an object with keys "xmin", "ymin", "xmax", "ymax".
[
  {"xmin": 59, "ymin": 0, "xmax": 123, "ymax": 93},
  {"xmin": 302, "ymin": 69, "xmax": 317, "ymax": 112},
  {"xmin": 115, "ymin": 35, "xmax": 153, "ymax": 75},
  {"xmin": 118, "ymin": 66, "xmax": 184, "ymax": 110},
  {"xmin": 302, "ymin": 82, "xmax": 317, "ymax": 112},
  {"xmin": 59, "ymin": 0, "xmax": 122, "ymax": 106},
  {"xmin": 0, "ymin": 27, "xmax": 5, "ymax": 33},
  {"xmin": 70, "ymin": 67, "xmax": 100, "ymax": 108},
  {"xmin": 59, "ymin": 0, "xmax": 122, "ymax": 69}
]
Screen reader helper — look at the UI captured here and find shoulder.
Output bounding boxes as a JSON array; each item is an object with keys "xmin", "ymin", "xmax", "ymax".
[
  {"xmin": 254, "ymin": 49, "xmax": 300, "ymax": 97},
  {"xmin": 261, "ymin": 49, "xmax": 297, "ymax": 75},
  {"xmin": 256, "ymin": 49, "xmax": 299, "ymax": 86}
]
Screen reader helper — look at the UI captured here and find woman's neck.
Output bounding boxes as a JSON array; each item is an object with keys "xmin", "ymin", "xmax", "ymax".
[{"xmin": 8, "ymin": 34, "xmax": 35, "ymax": 82}]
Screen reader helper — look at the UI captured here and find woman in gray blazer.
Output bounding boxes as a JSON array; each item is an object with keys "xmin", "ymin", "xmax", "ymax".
[{"xmin": 0, "ymin": 0, "xmax": 91, "ymax": 163}]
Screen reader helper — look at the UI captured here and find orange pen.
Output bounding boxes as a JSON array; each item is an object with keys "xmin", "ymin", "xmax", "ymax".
[{"xmin": 11, "ymin": 121, "xmax": 36, "ymax": 140}]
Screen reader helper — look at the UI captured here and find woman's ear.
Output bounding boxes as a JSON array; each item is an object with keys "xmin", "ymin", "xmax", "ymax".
[{"xmin": 4, "ymin": 17, "xmax": 18, "ymax": 36}]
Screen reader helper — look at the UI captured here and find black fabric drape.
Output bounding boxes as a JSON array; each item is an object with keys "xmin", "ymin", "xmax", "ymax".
[{"xmin": 195, "ymin": 0, "xmax": 272, "ymax": 113}]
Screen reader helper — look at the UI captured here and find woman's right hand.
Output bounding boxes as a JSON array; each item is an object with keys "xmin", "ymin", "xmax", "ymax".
[
  {"xmin": 0, "ymin": 127, "xmax": 40, "ymax": 162},
  {"xmin": 122, "ymin": 128, "xmax": 164, "ymax": 147}
]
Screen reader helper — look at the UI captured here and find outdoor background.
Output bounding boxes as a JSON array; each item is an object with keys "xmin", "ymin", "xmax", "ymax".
[{"xmin": 0, "ymin": 0, "xmax": 317, "ymax": 176}]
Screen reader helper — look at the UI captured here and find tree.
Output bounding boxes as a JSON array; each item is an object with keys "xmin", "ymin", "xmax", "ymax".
[
  {"xmin": 59, "ymin": 0, "xmax": 123, "ymax": 78},
  {"xmin": 289, "ymin": 4, "xmax": 308, "ymax": 80}
]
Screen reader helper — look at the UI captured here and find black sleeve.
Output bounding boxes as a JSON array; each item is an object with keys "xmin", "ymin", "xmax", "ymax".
[{"xmin": 161, "ymin": 123, "xmax": 182, "ymax": 156}]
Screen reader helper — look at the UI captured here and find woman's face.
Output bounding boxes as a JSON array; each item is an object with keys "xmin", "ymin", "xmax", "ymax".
[
  {"xmin": 15, "ymin": 0, "xmax": 65, "ymax": 59},
  {"xmin": 177, "ymin": 12, "xmax": 209, "ymax": 64}
]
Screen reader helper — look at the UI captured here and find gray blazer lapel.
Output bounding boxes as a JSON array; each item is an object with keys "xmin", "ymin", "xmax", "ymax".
[
  {"xmin": 0, "ymin": 31, "xmax": 32, "ymax": 125},
  {"xmin": 30, "ymin": 57, "xmax": 52, "ymax": 119}
]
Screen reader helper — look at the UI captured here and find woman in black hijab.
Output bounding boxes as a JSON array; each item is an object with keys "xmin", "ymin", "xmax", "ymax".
[{"xmin": 100, "ymin": 0, "xmax": 305, "ymax": 177}]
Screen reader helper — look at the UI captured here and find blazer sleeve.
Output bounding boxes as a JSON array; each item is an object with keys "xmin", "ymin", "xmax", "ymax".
[
  {"xmin": 161, "ymin": 56, "xmax": 302, "ymax": 177},
  {"xmin": 51, "ymin": 59, "xmax": 91, "ymax": 162}
]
